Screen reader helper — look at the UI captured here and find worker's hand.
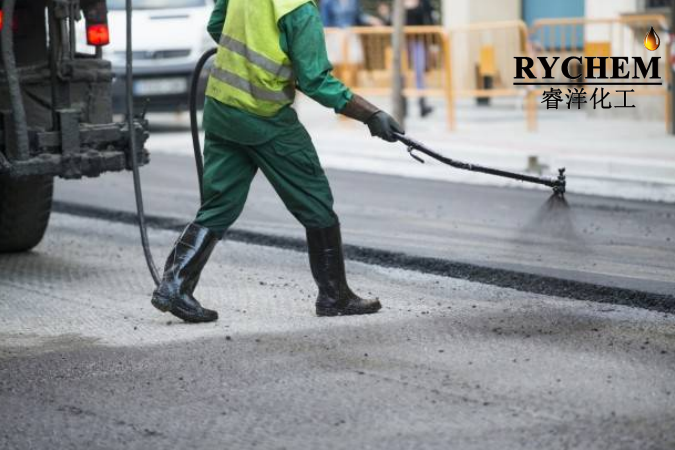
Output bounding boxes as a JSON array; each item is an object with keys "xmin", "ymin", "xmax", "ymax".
[
  {"xmin": 366, "ymin": 111, "xmax": 404, "ymax": 142},
  {"xmin": 339, "ymin": 94, "xmax": 404, "ymax": 142}
]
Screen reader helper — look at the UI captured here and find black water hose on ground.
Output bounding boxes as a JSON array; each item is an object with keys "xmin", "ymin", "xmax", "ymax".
[
  {"xmin": 126, "ymin": 39, "xmax": 217, "ymax": 286},
  {"xmin": 188, "ymin": 47, "xmax": 217, "ymax": 203},
  {"xmin": 125, "ymin": 0, "xmax": 161, "ymax": 285}
]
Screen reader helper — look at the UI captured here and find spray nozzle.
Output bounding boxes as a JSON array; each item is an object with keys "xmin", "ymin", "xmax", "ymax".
[{"xmin": 552, "ymin": 167, "xmax": 566, "ymax": 196}]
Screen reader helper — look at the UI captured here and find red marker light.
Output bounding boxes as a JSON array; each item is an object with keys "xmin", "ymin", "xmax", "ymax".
[
  {"xmin": 0, "ymin": 10, "xmax": 19, "ymax": 32},
  {"xmin": 87, "ymin": 23, "xmax": 110, "ymax": 46}
]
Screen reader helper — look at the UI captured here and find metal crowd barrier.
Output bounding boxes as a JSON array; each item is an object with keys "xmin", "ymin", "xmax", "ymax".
[
  {"xmin": 325, "ymin": 26, "xmax": 454, "ymax": 128},
  {"xmin": 324, "ymin": 14, "xmax": 671, "ymax": 132},
  {"xmin": 446, "ymin": 20, "xmax": 532, "ymax": 129}
]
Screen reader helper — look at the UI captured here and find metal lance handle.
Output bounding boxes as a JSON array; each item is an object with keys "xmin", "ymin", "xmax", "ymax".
[{"xmin": 393, "ymin": 132, "xmax": 566, "ymax": 196}]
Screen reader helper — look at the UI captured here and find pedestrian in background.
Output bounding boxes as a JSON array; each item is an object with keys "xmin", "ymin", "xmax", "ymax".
[
  {"xmin": 405, "ymin": 0, "xmax": 435, "ymax": 117},
  {"xmin": 375, "ymin": 0, "xmax": 435, "ymax": 117},
  {"xmin": 320, "ymin": 0, "xmax": 383, "ymax": 27}
]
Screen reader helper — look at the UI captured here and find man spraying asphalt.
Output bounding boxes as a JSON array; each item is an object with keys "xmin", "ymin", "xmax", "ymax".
[{"xmin": 151, "ymin": 0, "xmax": 404, "ymax": 322}]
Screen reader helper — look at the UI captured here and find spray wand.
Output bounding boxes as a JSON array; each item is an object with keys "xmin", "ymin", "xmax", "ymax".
[{"xmin": 394, "ymin": 132, "xmax": 566, "ymax": 196}]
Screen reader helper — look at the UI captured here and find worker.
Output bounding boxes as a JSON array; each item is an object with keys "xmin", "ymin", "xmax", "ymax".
[{"xmin": 151, "ymin": 0, "xmax": 403, "ymax": 323}]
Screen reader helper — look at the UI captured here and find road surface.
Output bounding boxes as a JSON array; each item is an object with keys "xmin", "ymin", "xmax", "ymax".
[
  {"xmin": 1, "ymin": 214, "xmax": 674, "ymax": 449},
  {"xmin": 54, "ymin": 149, "xmax": 675, "ymax": 304}
]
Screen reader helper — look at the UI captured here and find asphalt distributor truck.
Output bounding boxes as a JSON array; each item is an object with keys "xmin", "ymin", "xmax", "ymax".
[{"xmin": 0, "ymin": 0, "xmax": 148, "ymax": 253}]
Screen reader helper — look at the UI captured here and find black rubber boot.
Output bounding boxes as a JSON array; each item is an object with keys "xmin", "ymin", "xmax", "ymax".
[
  {"xmin": 151, "ymin": 223, "xmax": 219, "ymax": 323},
  {"xmin": 306, "ymin": 223, "xmax": 382, "ymax": 317}
]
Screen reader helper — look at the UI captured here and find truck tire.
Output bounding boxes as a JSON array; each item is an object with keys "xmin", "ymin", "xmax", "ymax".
[{"xmin": 0, "ymin": 176, "xmax": 54, "ymax": 253}]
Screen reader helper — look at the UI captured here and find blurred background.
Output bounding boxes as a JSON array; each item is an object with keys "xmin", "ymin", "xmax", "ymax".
[{"xmin": 86, "ymin": 0, "xmax": 674, "ymax": 201}]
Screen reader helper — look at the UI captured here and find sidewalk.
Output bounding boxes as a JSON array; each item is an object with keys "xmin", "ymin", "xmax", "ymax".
[
  {"xmin": 146, "ymin": 95, "xmax": 675, "ymax": 202},
  {"xmin": 296, "ymin": 96, "xmax": 675, "ymax": 202}
]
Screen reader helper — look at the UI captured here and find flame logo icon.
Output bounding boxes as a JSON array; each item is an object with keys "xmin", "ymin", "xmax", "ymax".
[{"xmin": 644, "ymin": 27, "xmax": 660, "ymax": 51}]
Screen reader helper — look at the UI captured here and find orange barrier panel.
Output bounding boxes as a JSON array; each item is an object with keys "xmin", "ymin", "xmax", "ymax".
[
  {"xmin": 529, "ymin": 15, "xmax": 671, "ymax": 132},
  {"xmin": 324, "ymin": 27, "xmax": 356, "ymax": 87},
  {"xmin": 325, "ymin": 16, "xmax": 671, "ymax": 133},
  {"xmin": 446, "ymin": 20, "xmax": 534, "ymax": 130},
  {"xmin": 325, "ymin": 22, "xmax": 532, "ymax": 130}
]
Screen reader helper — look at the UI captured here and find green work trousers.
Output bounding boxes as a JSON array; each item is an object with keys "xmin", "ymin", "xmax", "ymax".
[{"xmin": 194, "ymin": 127, "xmax": 338, "ymax": 234}]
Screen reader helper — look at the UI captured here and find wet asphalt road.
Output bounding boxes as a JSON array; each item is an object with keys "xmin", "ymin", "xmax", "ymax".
[
  {"xmin": 1, "ymin": 215, "xmax": 674, "ymax": 450},
  {"xmin": 4, "ymin": 127, "xmax": 675, "ymax": 449},
  {"xmin": 54, "ymin": 151, "xmax": 675, "ymax": 298}
]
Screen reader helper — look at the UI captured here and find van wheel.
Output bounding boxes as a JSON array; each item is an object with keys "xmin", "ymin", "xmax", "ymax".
[{"xmin": 0, "ymin": 176, "xmax": 54, "ymax": 253}]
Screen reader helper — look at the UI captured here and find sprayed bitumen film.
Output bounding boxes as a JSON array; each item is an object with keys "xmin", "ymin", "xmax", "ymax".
[{"xmin": 53, "ymin": 200, "xmax": 675, "ymax": 314}]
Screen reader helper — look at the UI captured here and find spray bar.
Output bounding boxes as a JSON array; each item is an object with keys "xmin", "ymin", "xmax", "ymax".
[{"xmin": 394, "ymin": 132, "xmax": 566, "ymax": 195}]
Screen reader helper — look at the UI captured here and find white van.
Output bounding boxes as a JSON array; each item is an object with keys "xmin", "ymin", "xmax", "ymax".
[{"xmin": 90, "ymin": 0, "xmax": 215, "ymax": 113}]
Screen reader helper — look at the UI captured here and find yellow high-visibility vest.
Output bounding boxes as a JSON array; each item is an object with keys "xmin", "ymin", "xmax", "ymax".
[{"xmin": 205, "ymin": 0, "xmax": 313, "ymax": 117}]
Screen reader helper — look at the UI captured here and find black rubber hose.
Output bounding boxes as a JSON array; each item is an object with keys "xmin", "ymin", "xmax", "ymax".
[
  {"xmin": 188, "ymin": 47, "xmax": 217, "ymax": 204},
  {"xmin": 1, "ymin": 0, "xmax": 29, "ymax": 162},
  {"xmin": 125, "ymin": 0, "xmax": 161, "ymax": 286},
  {"xmin": 394, "ymin": 132, "xmax": 566, "ymax": 195}
]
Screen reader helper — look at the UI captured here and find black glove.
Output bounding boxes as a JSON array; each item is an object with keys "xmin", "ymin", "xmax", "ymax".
[
  {"xmin": 365, "ymin": 111, "xmax": 404, "ymax": 142},
  {"xmin": 340, "ymin": 94, "xmax": 405, "ymax": 142}
]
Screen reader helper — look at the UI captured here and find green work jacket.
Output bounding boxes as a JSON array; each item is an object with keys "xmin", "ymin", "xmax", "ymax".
[{"xmin": 203, "ymin": 0, "xmax": 353, "ymax": 145}]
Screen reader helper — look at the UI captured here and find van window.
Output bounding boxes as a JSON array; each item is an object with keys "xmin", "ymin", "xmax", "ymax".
[{"xmin": 108, "ymin": 0, "xmax": 206, "ymax": 10}]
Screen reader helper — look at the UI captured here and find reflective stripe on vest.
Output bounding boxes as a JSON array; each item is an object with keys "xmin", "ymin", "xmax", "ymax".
[
  {"xmin": 218, "ymin": 34, "xmax": 294, "ymax": 81},
  {"xmin": 205, "ymin": 0, "xmax": 313, "ymax": 117},
  {"xmin": 210, "ymin": 65, "xmax": 294, "ymax": 103}
]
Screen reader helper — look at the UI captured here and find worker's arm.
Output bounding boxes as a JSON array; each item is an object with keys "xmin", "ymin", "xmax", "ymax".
[
  {"xmin": 279, "ymin": 3, "xmax": 352, "ymax": 112},
  {"xmin": 280, "ymin": 3, "xmax": 401, "ymax": 140},
  {"xmin": 280, "ymin": 3, "xmax": 403, "ymax": 141},
  {"xmin": 207, "ymin": 0, "xmax": 228, "ymax": 43}
]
